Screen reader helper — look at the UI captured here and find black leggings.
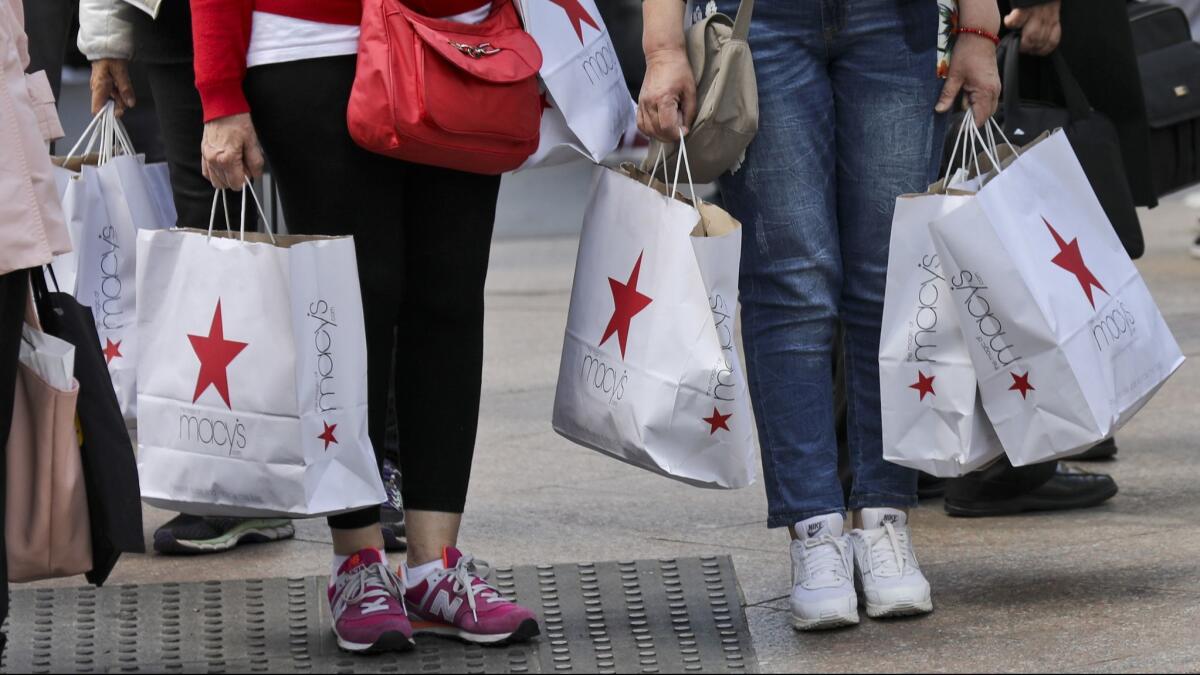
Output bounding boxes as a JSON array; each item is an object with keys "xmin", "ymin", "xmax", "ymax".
[{"xmin": 244, "ymin": 56, "xmax": 500, "ymax": 530}]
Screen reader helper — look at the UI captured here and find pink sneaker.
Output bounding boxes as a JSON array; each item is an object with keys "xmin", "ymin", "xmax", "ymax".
[
  {"xmin": 404, "ymin": 548, "xmax": 540, "ymax": 645},
  {"xmin": 328, "ymin": 548, "xmax": 414, "ymax": 654}
]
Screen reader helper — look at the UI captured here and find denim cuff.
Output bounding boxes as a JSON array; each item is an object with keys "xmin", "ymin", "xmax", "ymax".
[
  {"xmin": 767, "ymin": 508, "xmax": 848, "ymax": 530},
  {"xmin": 846, "ymin": 492, "xmax": 919, "ymax": 513}
]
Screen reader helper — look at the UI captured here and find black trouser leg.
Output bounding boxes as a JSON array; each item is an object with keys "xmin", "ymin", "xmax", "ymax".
[
  {"xmin": 0, "ymin": 269, "xmax": 30, "ymax": 648},
  {"xmin": 144, "ymin": 62, "xmax": 248, "ymax": 230}
]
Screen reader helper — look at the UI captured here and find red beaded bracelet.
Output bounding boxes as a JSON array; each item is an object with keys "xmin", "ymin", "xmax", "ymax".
[{"xmin": 955, "ymin": 26, "xmax": 1002, "ymax": 46}]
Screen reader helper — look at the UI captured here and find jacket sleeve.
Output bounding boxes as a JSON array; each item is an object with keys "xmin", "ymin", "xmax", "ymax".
[
  {"xmin": 191, "ymin": 0, "xmax": 255, "ymax": 122},
  {"xmin": 1008, "ymin": 0, "xmax": 1057, "ymax": 7},
  {"xmin": 77, "ymin": 0, "xmax": 137, "ymax": 61}
]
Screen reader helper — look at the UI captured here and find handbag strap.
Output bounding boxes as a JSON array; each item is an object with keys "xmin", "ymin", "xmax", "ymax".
[
  {"xmin": 732, "ymin": 0, "xmax": 754, "ymax": 41},
  {"xmin": 24, "ymin": 278, "xmax": 41, "ymax": 333},
  {"xmin": 1001, "ymin": 32, "xmax": 1091, "ymax": 122}
]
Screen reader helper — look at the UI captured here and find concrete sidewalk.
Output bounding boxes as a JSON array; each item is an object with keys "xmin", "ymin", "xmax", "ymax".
[{"xmin": 24, "ymin": 174, "xmax": 1200, "ymax": 672}]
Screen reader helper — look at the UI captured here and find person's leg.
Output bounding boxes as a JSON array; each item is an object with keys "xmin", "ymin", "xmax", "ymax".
[
  {"xmin": 392, "ymin": 162, "xmax": 499, "ymax": 567},
  {"xmin": 0, "ymin": 269, "xmax": 29, "ymax": 650},
  {"xmin": 245, "ymin": 56, "xmax": 412, "ymax": 654},
  {"xmin": 391, "ymin": 154, "xmax": 539, "ymax": 645},
  {"xmin": 716, "ymin": 0, "xmax": 858, "ymax": 632},
  {"xmin": 833, "ymin": 0, "xmax": 945, "ymax": 519},
  {"xmin": 829, "ymin": 0, "xmax": 946, "ymax": 619},
  {"xmin": 717, "ymin": 0, "xmax": 844, "ymax": 532}
]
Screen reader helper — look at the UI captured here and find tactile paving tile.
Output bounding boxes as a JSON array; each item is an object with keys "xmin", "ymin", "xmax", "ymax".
[{"xmin": 1, "ymin": 555, "xmax": 757, "ymax": 674}]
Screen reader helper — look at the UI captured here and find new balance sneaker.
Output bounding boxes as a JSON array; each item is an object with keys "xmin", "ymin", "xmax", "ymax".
[
  {"xmin": 789, "ymin": 513, "xmax": 859, "ymax": 631},
  {"xmin": 153, "ymin": 514, "xmax": 294, "ymax": 555},
  {"xmin": 329, "ymin": 548, "xmax": 414, "ymax": 654},
  {"xmin": 404, "ymin": 548, "xmax": 540, "ymax": 645},
  {"xmin": 849, "ymin": 508, "xmax": 933, "ymax": 619}
]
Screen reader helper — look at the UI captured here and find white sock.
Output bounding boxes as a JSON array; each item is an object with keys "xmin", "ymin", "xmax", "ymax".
[
  {"xmin": 859, "ymin": 507, "xmax": 908, "ymax": 530},
  {"xmin": 404, "ymin": 558, "xmax": 445, "ymax": 588},
  {"xmin": 794, "ymin": 513, "xmax": 844, "ymax": 540},
  {"xmin": 330, "ymin": 550, "xmax": 388, "ymax": 586}
]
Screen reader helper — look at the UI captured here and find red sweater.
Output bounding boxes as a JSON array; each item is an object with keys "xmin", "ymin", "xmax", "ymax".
[{"xmin": 192, "ymin": 0, "xmax": 492, "ymax": 122}]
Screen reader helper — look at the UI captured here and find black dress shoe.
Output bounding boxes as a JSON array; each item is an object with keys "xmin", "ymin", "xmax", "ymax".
[
  {"xmin": 944, "ymin": 463, "xmax": 1118, "ymax": 518},
  {"xmin": 1065, "ymin": 437, "xmax": 1118, "ymax": 462},
  {"xmin": 917, "ymin": 473, "xmax": 946, "ymax": 500}
]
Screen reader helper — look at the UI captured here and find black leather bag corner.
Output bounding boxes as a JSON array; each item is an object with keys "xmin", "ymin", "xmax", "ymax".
[{"xmin": 1129, "ymin": 2, "xmax": 1200, "ymax": 197}]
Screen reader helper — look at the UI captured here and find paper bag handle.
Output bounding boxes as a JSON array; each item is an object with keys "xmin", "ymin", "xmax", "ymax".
[{"xmin": 207, "ymin": 180, "xmax": 276, "ymax": 244}]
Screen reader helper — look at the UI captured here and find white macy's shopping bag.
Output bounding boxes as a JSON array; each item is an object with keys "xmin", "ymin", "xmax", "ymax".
[
  {"xmin": 136, "ymin": 213, "xmax": 385, "ymax": 517},
  {"xmin": 516, "ymin": 0, "xmax": 635, "ymax": 163},
  {"xmin": 52, "ymin": 105, "xmax": 177, "ymax": 422},
  {"xmin": 880, "ymin": 191, "xmax": 1004, "ymax": 477},
  {"xmin": 552, "ymin": 163, "xmax": 756, "ymax": 489},
  {"xmin": 930, "ymin": 131, "xmax": 1185, "ymax": 465}
]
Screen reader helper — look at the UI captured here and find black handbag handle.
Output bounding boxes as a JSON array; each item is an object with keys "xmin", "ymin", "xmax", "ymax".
[
  {"xmin": 1001, "ymin": 32, "xmax": 1092, "ymax": 122},
  {"xmin": 28, "ymin": 267, "xmax": 61, "ymax": 332}
]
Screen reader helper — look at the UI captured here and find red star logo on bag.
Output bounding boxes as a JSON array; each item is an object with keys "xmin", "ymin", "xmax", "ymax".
[
  {"xmin": 703, "ymin": 408, "xmax": 732, "ymax": 435},
  {"xmin": 188, "ymin": 300, "xmax": 248, "ymax": 409},
  {"xmin": 547, "ymin": 0, "xmax": 600, "ymax": 44},
  {"xmin": 1009, "ymin": 371, "xmax": 1035, "ymax": 399},
  {"xmin": 103, "ymin": 338, "xmax": 123, "ymax": 364},
  {"xmin": 318, "ymin": 422, "xmax": 338, "ymax": 450},
  {"xmin": 600, "ymin": 251, "xmax": 653, "ymax": 358},
  {"xmin": 1044, "ymin": 217, "xmax": 1107, "ymax": 309},
  {"xmin": 910, "ymin": 371, "xmax": 936, "ymax": 401}
]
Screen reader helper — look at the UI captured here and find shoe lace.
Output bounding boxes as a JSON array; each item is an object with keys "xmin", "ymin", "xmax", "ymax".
[
  {"xmin": 334, "ymin": 562, "xmax": 406, "ymax": 618},
  {"xmin": 801, "ymin": 535, "xmax": 850, "ymax": 588},
  {"xmin": 864, "ymin": 523, "xmax": 914, "ymax": 579},
  {"xmin": 427, "ymin": 554, "xmax": 507, "ymax": 624}
]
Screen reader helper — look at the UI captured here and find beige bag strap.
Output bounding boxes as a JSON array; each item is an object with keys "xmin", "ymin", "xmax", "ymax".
[{"xmin": 732, "ymin": 0, "xmax": 754, "ymax": 41}]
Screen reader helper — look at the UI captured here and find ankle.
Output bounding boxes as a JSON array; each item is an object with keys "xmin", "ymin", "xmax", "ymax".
[{"xmin": 403, "ymin": 557, "xmax": 445, "ymax": 587}]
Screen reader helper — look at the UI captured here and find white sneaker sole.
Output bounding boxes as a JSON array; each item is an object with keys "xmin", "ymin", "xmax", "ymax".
[
  {"xmin": 864, "ymin": 596, "xmax": 934, "ymax": 619},
  {"xmin": 791, "ymin": 608, "xmax": 860, "ymax": 632}
]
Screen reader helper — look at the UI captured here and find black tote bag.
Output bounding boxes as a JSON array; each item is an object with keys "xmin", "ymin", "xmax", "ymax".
[{"xmin": 30, "ymin": 271, "xmax": 144, "ymax": 586}]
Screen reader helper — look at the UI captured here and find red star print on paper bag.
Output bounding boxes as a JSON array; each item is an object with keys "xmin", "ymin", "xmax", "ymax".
[
  {"xmin": 910, "ymin": 371, "xmax": 936, "ymax": 401},
  {"xmin": 1009, "ymin": 371, "xmax": 1035, "ymax": 399},
  {"xmin": 600, "ymin": 252, "xmax": 653, "ymax": 358},
  {"xmin": 1044, "ymin": 217, "xmax": 1107, "ymax": 309},
  {"xmin": 546, "ymin": 0, "xmax": 599, "ymax": 44},
  {"xmin": 188, "ymin": 300, "xmax": 249, "ymax": 409},
  {"xmin": 703, "ymin": 408, "xmax": 733, "ymax": 435},
  {"xmin": 103, "ymin": 338, "xmax": 123, "ymax": 364},
  {"xmin": 318, "ymin": 422, "xmax": 339, "ymax": 451}
]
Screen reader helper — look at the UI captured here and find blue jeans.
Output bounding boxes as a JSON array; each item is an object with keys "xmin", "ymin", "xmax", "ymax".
[{"xmin": 717, "ymin": 0, "xmax": 948, "ymax": 528}]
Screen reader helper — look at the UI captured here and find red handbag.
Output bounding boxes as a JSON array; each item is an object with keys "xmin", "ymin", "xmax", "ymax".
[{"xmin": 348, "ymin": 0, "xmax": 544, "ymax": 174}]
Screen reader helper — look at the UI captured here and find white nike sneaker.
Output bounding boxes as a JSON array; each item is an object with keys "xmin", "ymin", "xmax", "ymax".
[
  {"xmin": 849, "ymin": 508, "xmax": 933, "ymax": 619},
  {"xmin": 789, "ymin": 513, "xmax": 859, "ymax": 631}
]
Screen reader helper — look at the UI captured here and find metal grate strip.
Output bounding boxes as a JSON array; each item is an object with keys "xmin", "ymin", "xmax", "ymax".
[{"xmin": 3, "ymin": 556, "xmax": 757, "ymax": 674}]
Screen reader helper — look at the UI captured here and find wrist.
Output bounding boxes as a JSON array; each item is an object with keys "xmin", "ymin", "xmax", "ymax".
[
  {"xmin": 957, "ymin": 0, "xmax": 1002, "ymax": 34},
  {"xmin": 955, "ymin": 27, "xmax": 1001, "ymax": 46},
  {"xmin": 642, "ymin": 0, "xmax": 686, "ymax": 57}
]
